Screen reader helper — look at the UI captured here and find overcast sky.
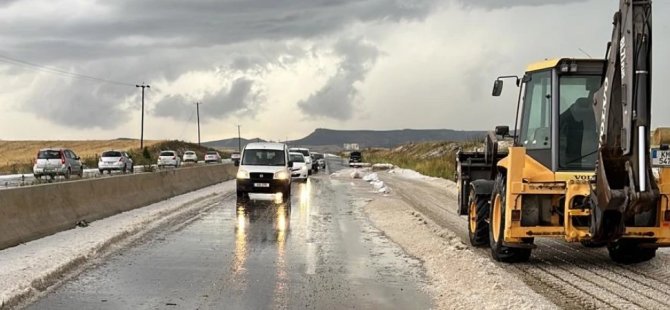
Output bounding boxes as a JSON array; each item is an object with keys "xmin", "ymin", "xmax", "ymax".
[{"xmin": 1, "ymin": 0, "xmax": 669, "ymax": 142}]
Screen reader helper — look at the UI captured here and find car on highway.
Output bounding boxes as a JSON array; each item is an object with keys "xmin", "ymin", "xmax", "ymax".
[
  {"xmin": 289, "ymin": 152, "xmax": 308, "ymax": 182},
  {"xmin": 204, "ymin": 150, "xmax": 222, "ymax": 163},
  {"xmin": 231, "ymin": 152, "xmax": 241, "ymax": 165},
  {"xmin": 312, "ymin": 152, "xmax": 325, "ymax": 169},
  {"xmin": 33, "ymin": 148, "xmax": 84, "ymax": 179},
  {"xmin": 98, "ymin": 150, "xmax": 133, "ymax": 174},
  {"xmin": 349, "ymin": 151, "xmax": 362, "ymax": 166},
  {"xmin": 157, "ymin": 150, "xmax": 181, "ymax": 168},
  {"xmin": 183, "ymin": 151, "xmax": 198, "ymax": 163},
  {"xmin": 236, "ymin": 142, "xmax": 292, "ymax": 201},
  {"xmin": 289, "ymin": 147, "xmax": 316, "ymax": 174}
]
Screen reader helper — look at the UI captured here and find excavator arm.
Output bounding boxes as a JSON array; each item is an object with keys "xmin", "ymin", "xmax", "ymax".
[{"xmin": 591, "ymin": 0, "xmax": 657, "ymax": 241}]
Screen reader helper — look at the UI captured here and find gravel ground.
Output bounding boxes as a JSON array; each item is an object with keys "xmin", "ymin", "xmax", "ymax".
[{"xmin": 364, "ymin": 195, "xmax": 557, "ymax": 309}]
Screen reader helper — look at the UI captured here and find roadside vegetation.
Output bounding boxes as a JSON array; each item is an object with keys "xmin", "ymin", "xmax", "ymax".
[
  {"xmin": 363, "ymin": 141, "xmax": 481, "ymax": 180},
  {"xmin": 0, "ymin": 140, "xmax": 226, "ymax": 174}
]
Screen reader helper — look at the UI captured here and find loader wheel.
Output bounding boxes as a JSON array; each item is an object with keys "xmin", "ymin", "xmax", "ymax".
[
  {"xmin": 580, "ymin": 239, "xmax": 607, "ymax": 248},
  {"xmin": 489, "ymin": 173, "xmax": 532, "ymax": 263},
  {"xmin": 607, "ymin": 239, "xmax": 657, "ymax": 264},
  {"xmin": 468, "ymin": 187, "xmax": 489, "ymax": 246}
]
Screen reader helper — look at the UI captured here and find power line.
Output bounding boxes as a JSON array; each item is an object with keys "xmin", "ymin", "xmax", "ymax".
[{"xmin": 0, "ymin": 53, "xmax": 135, "ymax": 87}]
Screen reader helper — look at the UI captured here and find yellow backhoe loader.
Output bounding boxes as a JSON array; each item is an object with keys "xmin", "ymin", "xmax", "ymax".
[{"xmin": 455, "ymin": 0, "xmax": 670, "ymax": 264}]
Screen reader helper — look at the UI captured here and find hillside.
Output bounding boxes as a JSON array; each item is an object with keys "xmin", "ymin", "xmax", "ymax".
[
  {"xmin": 204, "ymin": 128, "xmax": 486, "ymax": 151},
  {"xmin": 203, "ymin": 137, "xmax": 266, "ymax": 150},
  {"xmin": 289, "ymin": 128, "xmax": 485, "ymax": 148},
  {"xmin": 364, "ymin": 141, "xmax": 482, "ymax": 180}
]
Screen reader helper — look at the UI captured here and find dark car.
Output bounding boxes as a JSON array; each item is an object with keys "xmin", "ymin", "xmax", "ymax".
[{"xmin": 349, "ymin": 151, "xmax": 362, "ymax": 166}]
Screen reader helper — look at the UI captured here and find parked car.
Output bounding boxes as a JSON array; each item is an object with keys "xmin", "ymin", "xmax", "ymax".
[
  {"xmin": 289, "ymin": 152, "xmax": 308, "ymax": 182},
  {"xmin": 33, "ymin": 148, "xmax": 84, "ymax": 179},
  {"xmin": 236, "ymin": 142, "xmax": 292, "ymax": 201},
  {"xmin": 204, "ymin": 150, "xmax": 222, "ymax": 163},
  {"xmin": 98, "ymin": 150, "xmax": 133, "ymax": 174},
  {"xmin": 183, "ymin": 150, "xmax": 198, "ymax": 163},
  {"xmin": 349, "ymin": 151, "xmax": 363, "ymax": 167},
  {"xmin": 289, "ymin": 147, "xmax": 315, "ymax": 174},
  {"xmin": 231, "ymin": 152, "xmax": 241, "ymax": 164},
  {"xmin": 157, "ymin": 150, "xmax": 181, "ymax": 168},
  {"xmin": 312, "ymin": 152, "xmax": 325, "ymax": 169}
]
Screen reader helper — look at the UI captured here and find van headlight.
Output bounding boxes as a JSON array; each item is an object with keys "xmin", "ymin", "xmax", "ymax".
[
  {"xmin": 237, "ymin": 169, "xmax": 250, "ymax": 179},
  {"xmin": 274, "ymin": 170, "xmax": 289, "ymax": 180}
]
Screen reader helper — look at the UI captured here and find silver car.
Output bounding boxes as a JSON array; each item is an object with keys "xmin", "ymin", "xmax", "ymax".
[
  {"xmin": 204, "ymin": 150, "xmax": 222, "ymax": 163},
  {"xmin": 33, "ymin": 148, "xmax": 84, "ymax": 179},
  {"xmin": 98, "ymin": 150, "xmax": 133, "ymax": 174}
]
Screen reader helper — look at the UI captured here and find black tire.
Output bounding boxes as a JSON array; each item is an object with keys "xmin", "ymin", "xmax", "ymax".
[
  {"xmin": 608, "ymin": 239, "xmax": 657, "ymax": 264},
  {"xmin": 129, "ymin": 165, "xmax": 134, "ymax": 174},
  {"xmin": 468, "ymin": 188, "xmax": 490, "ymax": 247},
  {"xmin": 237, "ymin": 190, "xmax": 247, "ymax": 201},
  {"xmin": 282, "ymin": 186, "xmax": 291, "ymax": 203},
  {"xmin": 489, "ymin": 172, "xmax": 532, "ymax": 263},
  {"xmin": 64, "ymin": 168, "xmax": 71, "ymax": 179},
  {"xmin": 122, "ymin": 165, "xmax": 127, "ymax": 174},
  {"xmin": 580, "ymin": 239, "xmax": 607, "ymax": 248}
]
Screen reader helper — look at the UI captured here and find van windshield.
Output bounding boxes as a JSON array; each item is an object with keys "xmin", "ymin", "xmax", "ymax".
[{"xmin": 242, "ymin": 149, "xmax": 285, "ymax": 166}]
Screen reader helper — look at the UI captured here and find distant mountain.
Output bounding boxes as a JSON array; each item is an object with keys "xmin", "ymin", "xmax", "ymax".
[
  {"xmin": 203, "ymin": 137, "xmax": 266, "ymax": 150},
  {"xmin": 204, "ymin": 128, "xmax": 486, "ymax": 151},
  {"xmin": 287, "ymin": 128, "xmax": 486, "ymax": 149}
]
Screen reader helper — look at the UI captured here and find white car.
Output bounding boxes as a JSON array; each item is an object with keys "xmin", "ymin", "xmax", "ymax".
[
  {"xmin": 157, "ymin": 150, "xmax": 181, "ymax": 168},
  {"xmin": 231, "ymin": 152, "xmax": 241, "ymax": 164},
  {"xmin": 289, "ymin": 152, "xmax": 308, "ymax": 182},
  {"xmin": 183, "ymin": 151, "xmax": 198, "ymax": 163},
  {"xmin": 98, "ymin": 150, "xmax": 133, "ymax": 174},
  {"xmin": 289, "ymin": 147, "xmax": 315, "ymax": 175},
  {"xmin": 236, "ymin": 142, "xmax": 292, "ymax": 201},
  {"xmin": 204, "ymin": 150, "xmax": 222, "ymax": 163}
]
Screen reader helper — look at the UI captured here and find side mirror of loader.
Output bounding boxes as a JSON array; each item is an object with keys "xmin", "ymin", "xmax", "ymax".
[
  {"xmin": 492, "ymin": 79, "xmax": 503, "ymax": 96},
  {"xmin": 495, "ymin": 125, "xmax": 510, "ymax": 137}
]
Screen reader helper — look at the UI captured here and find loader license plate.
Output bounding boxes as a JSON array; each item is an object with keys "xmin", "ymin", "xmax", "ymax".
[
  {"xmin": 651, "ymin": 149, "xmax": 670, "ymax": 166},
  {"xmin": 254, "ymin": 183, "xmax": 270, "ymax": 188}
]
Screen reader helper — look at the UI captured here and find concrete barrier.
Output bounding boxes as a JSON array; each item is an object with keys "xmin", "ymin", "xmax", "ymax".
[{"xmin": 0, "ymin": 164, "xmax": 237, "ymax": 250}]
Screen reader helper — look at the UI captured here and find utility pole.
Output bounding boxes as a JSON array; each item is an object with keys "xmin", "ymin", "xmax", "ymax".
[
  {"xmin": 136, "ymin": 84, "xmax": 150, "ymax": 149},
  {"xmin": 237, "ymin": 125, "xmax": 241, "ymax": 153},
  {"xmin": 195, "ymin": 102, "xmax": 201, "ymax": 146}
]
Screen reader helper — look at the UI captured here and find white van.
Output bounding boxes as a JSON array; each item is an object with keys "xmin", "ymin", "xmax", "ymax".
[{"xmin": 235, "ymin": 142, "xmax": 292, "ymax": 201}]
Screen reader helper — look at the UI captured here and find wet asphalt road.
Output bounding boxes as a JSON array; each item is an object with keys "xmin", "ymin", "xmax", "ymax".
[{"xmin": 27, "ymin": 157, "xmax": 430, "ymax": 309}]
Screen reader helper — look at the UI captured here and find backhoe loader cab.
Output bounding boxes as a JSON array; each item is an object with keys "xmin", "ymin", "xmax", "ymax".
[
  {"xmin": 503, "ymin": 58, "xmax": 605, "ymax": 172},
  {"xmin": 456, "ymin": 58, "xmax": 670, "ymax": 264}
]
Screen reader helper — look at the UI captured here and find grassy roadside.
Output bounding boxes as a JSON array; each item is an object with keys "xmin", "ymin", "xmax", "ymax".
[{"xmin": 362, "ymin": 141, "xmax": 481, "ymax": 180}]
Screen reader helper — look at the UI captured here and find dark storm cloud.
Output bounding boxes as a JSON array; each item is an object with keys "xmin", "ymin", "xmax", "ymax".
[
  {"xmin": 454, "ymin": 0, "xmax": 589, "ymax": 10},
  {"xmin": 25, "ymin": 79, "xmax": 133, "ymax": 130},
  {"xmin": 0, "ymin": 0, "xmax": 438, "ymax": 129},
  {"xmin": 298, "ymin": 38, "xmax": 379, "ymax": 120},
  {"xmin": 2, "ymin": 0, "xmax": 437, "ymax": 63},
  {"xmin": 152, "ymin": 78, "xmax": 261, "ymax": 122}
]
